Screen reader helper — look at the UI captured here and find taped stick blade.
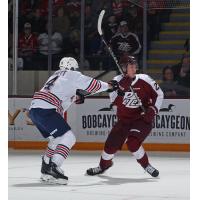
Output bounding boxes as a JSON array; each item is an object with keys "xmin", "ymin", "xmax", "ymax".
[{"xmin": 97, "ymin": 10, "xmax": 105, "ymax": 36}]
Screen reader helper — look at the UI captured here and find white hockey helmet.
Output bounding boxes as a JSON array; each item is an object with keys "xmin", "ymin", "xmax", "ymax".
[{"xmin": 59, "ymin": 57, "xmax": 79, "ymax": 70}]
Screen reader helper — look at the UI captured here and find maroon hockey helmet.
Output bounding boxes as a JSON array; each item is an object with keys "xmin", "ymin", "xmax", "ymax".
[{"xmin": 119, "ymin": 55, "xmax": 138, "ymax": 71}]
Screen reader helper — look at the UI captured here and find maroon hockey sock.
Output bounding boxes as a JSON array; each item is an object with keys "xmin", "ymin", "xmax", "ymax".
[
  {"xmin": 99, "ymin": 157, "xmax": 113, "ymax": 170},
  {"xmin": 136, "ymin": 153, "xmax": 149, "ymax": 168}
]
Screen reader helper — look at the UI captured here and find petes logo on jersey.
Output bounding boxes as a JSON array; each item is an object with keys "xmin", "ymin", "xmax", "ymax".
[{"xmin": 122, "ymin": 92, "xmax": 141, "ymax": 108}]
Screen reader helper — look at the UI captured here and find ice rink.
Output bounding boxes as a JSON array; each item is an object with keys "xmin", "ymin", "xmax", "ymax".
[{"xmin": 9, "ymin": 150, "xmax": 189, "ymax": 200}]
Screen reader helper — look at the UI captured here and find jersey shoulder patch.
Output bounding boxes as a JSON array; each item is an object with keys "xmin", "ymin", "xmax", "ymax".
[
  {"xmin": 137, "ymin": 74, "xmax": 152, "ymax": 82},
  {"xmin": 137, "ymin": 74, "xmax": 161, "ymax": 91}
]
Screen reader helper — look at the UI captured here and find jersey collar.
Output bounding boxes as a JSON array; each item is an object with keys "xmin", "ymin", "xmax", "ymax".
[{"xmin": 131, "ymin": 75, "xmax": 139, "ymax": 86}]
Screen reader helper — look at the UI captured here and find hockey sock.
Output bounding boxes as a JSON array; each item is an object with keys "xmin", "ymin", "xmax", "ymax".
[
  {"xmin": 52, "ymin": 130, "xmax": 76, "ymax": 167},
  {"xmin": 43, "ymin": 137, "xmax": 57, "ymax": 164},
  {"xmin": 44, "ymin": 147, "xmax": 55, "ymax": 164},
  {"xmin": 52, "ymin": 144, "xmax": 70, "ymax": 167},
  {"xmin": 132, "ymin": 146, "xmax": 149, "ymax": 168},
  {"xmin": 99, "ymin": 150, "xmax": 114, "ymax": 170}
]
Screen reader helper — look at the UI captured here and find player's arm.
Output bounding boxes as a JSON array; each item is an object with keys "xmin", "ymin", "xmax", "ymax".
[
  {"xmin": 75, "ymin": 72, "xmax": 119, "ymax": 95},
  {"xmin": 141, "ymin": 75, "xmax": 164, "ymax": 123},
  {"xmin": 108, "ymin": 75, "xmax": 124, "ymax": 110},
  {"xmin": 145, "ymin": 75, "xmax": 164, "ymax": 113}
]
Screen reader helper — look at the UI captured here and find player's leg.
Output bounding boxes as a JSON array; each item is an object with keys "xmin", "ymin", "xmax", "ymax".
[
  {"xmin": 42, "ymin": 129, "xmax": 76, "ymax": 184},
  {"xmin": 41, "ymin": 134, "xmax": 56, "ymax": 176},
  {"xmin": 43, "ymin": 137, "xmax": 57, "ymax": 164},
  {"xmin": 86, "ymin": 120, "xmax": 128, "ymax": 175},
  {"xmin": 126, "ymin": 120, "xmax": 159, "ymax": 177},
  {"xmin": 40, "ymin": 130, "xmax": 76, "ymax": 183},
  {"xmin": 42, "ymin": 112, "xmax": 76, "ymax": 184},
  {"xmin": 51, "ymin": 129, "xmax": 76, "ymax": 167},
  {"xmin": 28, "ymin": 110, "xmax": 54, "ymax": 176},
  {"xmin": 29, "ymin": 108, "xmax": 75, "ymax": 184}
]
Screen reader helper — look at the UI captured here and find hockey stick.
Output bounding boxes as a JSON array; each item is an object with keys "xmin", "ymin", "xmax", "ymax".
[{"xmin": 97, "ymin": 10, "xmax": 145, "ymax": 114}]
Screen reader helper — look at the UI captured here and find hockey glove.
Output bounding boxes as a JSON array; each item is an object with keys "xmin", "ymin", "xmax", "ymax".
[
  {"xmin": 75, "ymin": 89, "xmax": 85, "ymax": 104},
  {"xmin": 142, "ymin": 106, "xmax": 157, "ymax": 124},
  {"xmin": 117, "ymin": 89, "xmax": 125, "ymax": 96},
  {"xmin": 107, "ymin": 80, "xmax": 119, "ymax": 92}
]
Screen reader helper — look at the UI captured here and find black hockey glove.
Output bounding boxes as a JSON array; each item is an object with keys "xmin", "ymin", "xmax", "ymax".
[
  {"xmin": 117, "ymin": 89, "xmax": 125, "ymax": 96},
  {"xmin": 109, "ymin": 103, "xmax": 114, "ymax": 110},
  {"xmin": 107, "ymin": 80, "xmax": 119, "ymax": 92},
  {"xmin": 75, "ymin": 89, "xmax": 85, "ymax": 104}
]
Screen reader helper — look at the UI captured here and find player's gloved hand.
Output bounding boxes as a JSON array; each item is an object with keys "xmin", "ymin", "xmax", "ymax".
[
  {"xmin": 107, "ymin": 80, "xmax": 119, "ymax": 92},
  {"xmin": 142, "ymin": 106, "xmax": 157, "ymax": 123},
  {"xmin": 117, "ymin": 89, "xmax": 125, "ymax": 96},
  {"xmin": 109, "ymin": 103, "xmax": 114, "ymax": 110},
  {"xmin": 75, "ymin": 89, "xmax": 85, "ymax": 104}
]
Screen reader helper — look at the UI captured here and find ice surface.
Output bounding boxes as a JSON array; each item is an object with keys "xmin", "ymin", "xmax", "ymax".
[{"xmin": 9, "ymin": 150, "xmax": 189, "ymax": 200}]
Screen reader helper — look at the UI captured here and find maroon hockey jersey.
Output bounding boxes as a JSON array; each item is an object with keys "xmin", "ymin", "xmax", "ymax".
[{"xmin": 110, "ymin": 74, "xmax": 164, "ymax": 120}]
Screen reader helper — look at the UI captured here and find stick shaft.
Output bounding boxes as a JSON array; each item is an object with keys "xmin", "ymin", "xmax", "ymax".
[
  {"xmin": 97, "ymin": 10, "xmax": 145, "ymax": 113},
  {"xmin": 101, "ymin": 37, "xmax": 145, "ymax": 113}
]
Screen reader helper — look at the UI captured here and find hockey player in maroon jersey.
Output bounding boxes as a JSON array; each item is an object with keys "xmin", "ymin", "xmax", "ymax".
[{"xmin": 86, "ymin": 56, "xmax": 164, "ymax": 177}]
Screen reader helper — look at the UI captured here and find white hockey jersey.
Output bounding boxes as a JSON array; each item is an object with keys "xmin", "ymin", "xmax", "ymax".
[{"xmin": 30, "ymin": 70, "xmax": 109, "ymax": 114}]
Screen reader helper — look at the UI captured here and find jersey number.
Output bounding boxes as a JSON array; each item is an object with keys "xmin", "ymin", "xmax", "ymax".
[{"xmin": 44, "ymin": 76, "xmax": 59, "ymax": 90}]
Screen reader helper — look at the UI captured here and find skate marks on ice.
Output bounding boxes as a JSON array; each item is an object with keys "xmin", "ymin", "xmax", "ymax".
[{"xmin": 11, "ymin": 173, "xmax": 156, "ymax": 188}]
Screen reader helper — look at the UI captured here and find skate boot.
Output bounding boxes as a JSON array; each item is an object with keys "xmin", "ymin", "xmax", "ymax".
[
  {"xmin": 48, "ymin": 160, "xmax": 68, "ymax": 184},
  {"xmin": 41, "ymin": 157, "xmax": 50, "ymax": 174},
  {"xmin": 41, "ymin": 159, "xmax": 68, "ymax": 185},
  {"xmin": 40, "ymin": 157, "xmax": 51, "ymax": 181},
  {"xmin": 144, "ymin": 164, "xmax": 159, "ymax": 177},
  {"xmin": 86, "ymin": 161, "xmax": 113, "ymax": 176}
]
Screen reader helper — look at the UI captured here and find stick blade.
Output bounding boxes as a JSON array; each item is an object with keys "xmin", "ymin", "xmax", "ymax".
[{"xmin": 97, "ymin": 10, "xmax": 105, "ymax": 36}]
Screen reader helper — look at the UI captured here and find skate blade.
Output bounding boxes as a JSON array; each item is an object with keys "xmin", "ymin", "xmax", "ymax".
[
  {"xmin": 40, "ymin": 174, "xmax": 68, "ymax": 185},
  {"xmin": 144, "ymin": 171, "xmax": 160, "ymax": 179}
]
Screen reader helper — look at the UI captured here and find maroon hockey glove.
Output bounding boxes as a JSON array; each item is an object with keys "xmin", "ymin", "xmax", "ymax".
[{"xmin": 143, "ymin": 106, "xmax": 157, "ymax": 124}]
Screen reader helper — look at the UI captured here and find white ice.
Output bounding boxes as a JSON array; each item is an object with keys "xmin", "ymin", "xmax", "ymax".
[{"xmin": 9, "ymin": 150, "xmax": 189, "ymax": 200}]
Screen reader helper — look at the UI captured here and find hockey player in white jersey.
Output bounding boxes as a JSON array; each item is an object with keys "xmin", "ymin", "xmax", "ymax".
[{"xmin": 29, "ymin": 57, "xmax": 119, "ymax": 185}]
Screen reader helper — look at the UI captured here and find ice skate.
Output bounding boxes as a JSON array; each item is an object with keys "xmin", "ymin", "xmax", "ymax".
[
  {"xmin": 86, "ymin": 161, "xmax": 113, "ymax": 176},
  {"xmin": 145, "ymin": 164, "xmax": 159, "ymax": 177},
  {"xmin": 40, "ymin": 159, "xmax": 68, "ymax": 185}
]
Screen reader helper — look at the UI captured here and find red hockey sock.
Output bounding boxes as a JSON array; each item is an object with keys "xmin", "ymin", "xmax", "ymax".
[
  {"xmin": 99, "ymin": 150, "xmax": 114, "ymax": 170},
  {"xmin": 137, "ymin": 153, "xmax": 149, "ymax": 168},
  {"xmin": 99, "ymin": 157, "xmax": 113, "ymax": 170}
]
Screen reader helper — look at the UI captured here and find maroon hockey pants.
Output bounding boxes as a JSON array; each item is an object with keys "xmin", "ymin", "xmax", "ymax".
[{"xmin": 100, "ymin": 119, "xmax": 152, "ymax": 169}]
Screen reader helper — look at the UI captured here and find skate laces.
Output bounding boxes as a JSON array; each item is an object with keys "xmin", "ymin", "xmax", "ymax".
[
  {"xmin": 92, "ymin": 166, "xmax": 102, "ymax": 173},
  {"xmin": 145, "ymin": 164, "xmax": 155, "ymax": 174}
]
